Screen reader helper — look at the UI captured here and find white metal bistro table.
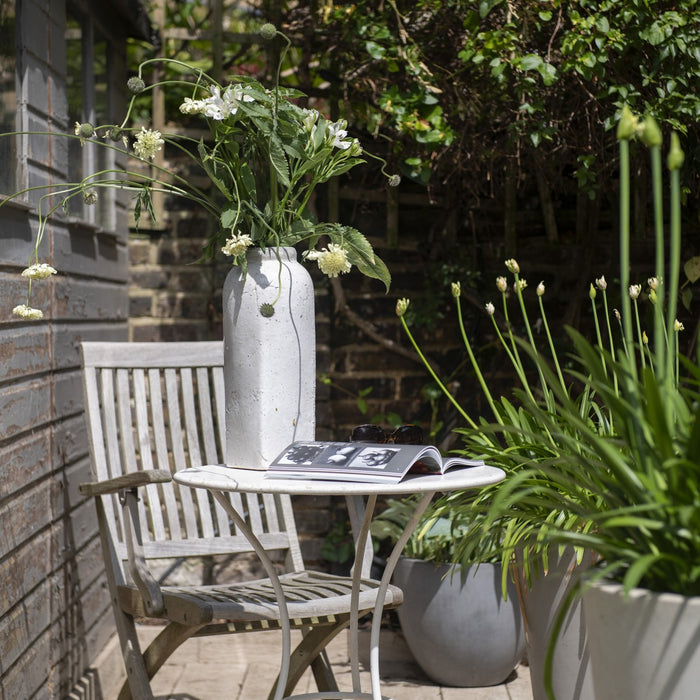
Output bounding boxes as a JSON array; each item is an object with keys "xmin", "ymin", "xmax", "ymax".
[{"xmin": 173, "ymin": 464, "xmax": 505, "ymax": 700}]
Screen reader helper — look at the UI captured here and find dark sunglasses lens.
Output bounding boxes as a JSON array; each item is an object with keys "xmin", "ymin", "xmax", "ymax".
[
  {"xmin": 350, "ymin": 424, "xmax": 387, "ymax": 443},
  {"xmin": 391, "ymin": 425, "xmax": 424, "ymax": 444}
]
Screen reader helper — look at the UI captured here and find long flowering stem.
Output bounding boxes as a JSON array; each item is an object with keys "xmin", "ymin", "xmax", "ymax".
[{"xmin": 398, "ymin": 313, "xmax": 480, "ymax": 430}]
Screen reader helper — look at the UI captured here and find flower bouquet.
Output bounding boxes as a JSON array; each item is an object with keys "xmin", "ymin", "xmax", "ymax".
[{"xmin": 6, "ymin": 23, "xmax": 393, "ymax": 319}]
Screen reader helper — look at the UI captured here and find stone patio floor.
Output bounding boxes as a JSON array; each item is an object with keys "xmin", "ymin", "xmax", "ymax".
[{"xmin": 99, "ymin": 623, "xmax": 533, "ymax": 699}]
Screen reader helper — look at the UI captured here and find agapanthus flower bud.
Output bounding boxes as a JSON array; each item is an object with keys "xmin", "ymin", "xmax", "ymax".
[
  {"xmin": 617, "ymin": 105, "xmax": 639, "ymax": 141},
  {"xmin": 485, "ymin": 302, "xmax": 495, "ymax": 316},
  {"xmin": 505, "ymin": 258, "xmax": 520, "ymax": 274},
  {"xmin": 127, "ymin": 76, "xmax": 146, "ymax": 94},
  {"xmin": 260, "ymin": 23, "xmax": 277, "ymax": 40},
  {"xmin": 648, "ymin": 289, "xmax": 657, "ymax": 305},
  {"xmin": 589, "ymin": 284, "xmax": 596, "ymax": 300},
  {"xmin": 396, "ymin": 298, "xmax": 410, "ymax": 317},
  {"xmin": 668, "ymin": 132, "xmax": 685, "ymax": 171},
  {"xmin": 536, "ymin": 281, "xmax": 545, "ymax": 297},
  {"xmin": 496, "ymin": 276, "xmax": 508, "ymax": 293},
  {"xmin": 451, "ymin": 282, "xmax": 461, "ymax": 298},
  {"xmin": 640, "ymin": 116, "xmax": 662, "ymax": 147},
  {"xmin": 596, "ymin": 276, "xmax": 607, "ymax": 291},
  {"xmin": 614, "ymin": 309, "xmax": 621, "ymax": 320},
  {"xmin": 629, "ymin": 284, "xmax": 642, "ymax": 300},
  {"xmin": 642, "ymin": 331, "xmax": 649, "ymax": 345},
  {"xmin": 674, "ymin": 319, "xmax": 685, "ymax": 332}
]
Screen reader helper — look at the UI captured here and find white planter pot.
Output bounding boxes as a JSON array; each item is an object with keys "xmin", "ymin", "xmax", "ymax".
[
  {"xmin": 222, "ymin": 247, "xmax": 316, "ymax": 469},
  {"xmin": 392, "ymin": 558, "xmax": 526, "ymax": 687},
  {"xmin": 520, "ymin": 548, "xmax": 594, "ymax": 700},
  {"xmin": 583, "ymin": 581, "xmax": 700, "ymax": 700}
]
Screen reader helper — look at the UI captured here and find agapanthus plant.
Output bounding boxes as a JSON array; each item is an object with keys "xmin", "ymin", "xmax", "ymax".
[
  {"xmin": 395, "ymin": 107, "xmax": 700, "ymax": 600},
  {"xmin": 5, "ymin": 23, "xmax": 393, "ymax": 319}
]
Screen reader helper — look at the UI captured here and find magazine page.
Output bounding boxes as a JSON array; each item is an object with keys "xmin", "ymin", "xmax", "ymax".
[{"xmin": 266, "ymin": 441, "xmax": 443, "ymax": 483}]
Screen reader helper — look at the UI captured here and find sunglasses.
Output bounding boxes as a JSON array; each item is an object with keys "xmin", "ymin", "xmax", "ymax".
[{"xmin": 350, "ymin": 423, "xmax": 424, "ymax": 445}]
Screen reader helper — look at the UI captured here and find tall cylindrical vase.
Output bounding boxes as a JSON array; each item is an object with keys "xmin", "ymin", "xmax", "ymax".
[{"xmin": 222, "ymin": 247, "xmax": 316, "ymax": 469}]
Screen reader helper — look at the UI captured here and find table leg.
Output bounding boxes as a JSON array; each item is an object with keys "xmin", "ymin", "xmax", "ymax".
[
  {"xmin": 210, "ymin": 489, "xmax": 292, "ymax": 700},
  {"xmin": 368, "ymin": 491, "xmax": 435, "ymax": 700}
]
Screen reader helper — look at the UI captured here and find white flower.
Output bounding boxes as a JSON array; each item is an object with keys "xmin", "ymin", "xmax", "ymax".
[
  {"xmin": 179, "ymin": 97, "xmax": 206, "ymax": 115},
  {"xmin": 514, "ymin": 278, "xmax": 528, "ymax": 293},
  {"xmin": 201, "ymin": 84, "xmax": 254, "ymax": 121},
  {"xmin": 629, "ymin": 284, "xmax": 642, "ymax": 300},
  {"xmin": 304, "ymin": 243, "xmax": 352, "ymax": 277},
  {"xmin": 328, "ymin": 119, "xmax": 352, "ymax": 149},
  {"xmin": 496, "ymin": 276, "xmax": 508, "ymax": 293},
  {"xmin": 221, "ymin": 233, "xmax": 253, "ymax": 258},
  {"xmin": 674, "ymin": 319, "xmax": 685, "ymax": 332},
  {"xmin": 537, "ymin": 281, "xmax": 545, "ymax": 297},
  {"xmin": 505, "ymin": 258, "xmax": 520, "ymax": 274},
  {"xmin": 485, "ymin": 302, "xmax": 495, "ymax": 316},
  {"xmin": 21, "ymin": 263, "xmax": 57, "ymax": 280},
  {"xmin": 13, "ymin": 304, "xmax": 43, "ymax": 320},
  {"xmin": 648, "ymin": 276, "xmax": 659, "ymax": 291},
  {"xmin": 133, "ymin": 127, "xmax": 164, "ymax": 160},
  {"xmin": 595, "ymin": 276, "xmax": 607, "ymax": 291}
]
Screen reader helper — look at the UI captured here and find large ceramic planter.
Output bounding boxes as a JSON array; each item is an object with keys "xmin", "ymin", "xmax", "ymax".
[
  {"xmin": 222, "ymin": 247, "xmax": 316, "ymax": 469},
  {"xmin": 392, "ymin": 558, "xmax": 526, "ymax": 687},
  {"xmin": 583, "ymin": 581, "xmax": 700, "ymax": 700},
  {"xmin": 519, "ymin": 548, "xmax": 594, "ymax": 700}
]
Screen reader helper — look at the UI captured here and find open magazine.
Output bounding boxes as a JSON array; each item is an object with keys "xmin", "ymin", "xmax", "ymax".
[{"xmin": 264, "ymin": 440, "xmax": 485, "ymax": 484}]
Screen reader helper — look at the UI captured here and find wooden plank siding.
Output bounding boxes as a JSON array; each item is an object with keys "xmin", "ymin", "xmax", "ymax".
[{"xmin": 0, "ymin": 1, "xmax": 149, "ymax": 696}]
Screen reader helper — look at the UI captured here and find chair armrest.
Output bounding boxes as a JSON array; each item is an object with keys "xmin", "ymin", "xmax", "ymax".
[{"xmin": 79, "ymin": 469, "xmax": 172, "ymax": 497}]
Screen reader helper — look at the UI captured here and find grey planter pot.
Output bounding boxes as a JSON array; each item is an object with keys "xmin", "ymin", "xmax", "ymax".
[
  {"xmin": 583, "ymin": 581, "xmax": 700, "ymax": 700},
  {"xmin": 392, "ymin": 557, "xmax": 526, "ymax": 687},
  {"xmin": 520, "ymin": 548, "xmax": 594, "ymax": 700}
]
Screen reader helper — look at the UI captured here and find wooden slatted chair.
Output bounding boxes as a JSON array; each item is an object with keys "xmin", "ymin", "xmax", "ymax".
[{"xmin": 79, "ymin": 341, "xmax": 402, "ymax": 699}]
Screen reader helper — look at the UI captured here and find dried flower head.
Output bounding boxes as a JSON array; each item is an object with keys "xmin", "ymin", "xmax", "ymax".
[
  {"xmin": 259, "ymin": 23, "xmax": 277, "ymax": 40},
  {"xmin": 12, "ymin": 304, "xmax": 44, "ymax": 320},
  {"xmin": 21, "ymin": 263, "xmax": 57, "ymax": 280},
  {"xmin": 127, "ymin": 76, "xmax": 146, "ymax": 94},
  {"xmin": 83, "ymin": 189, "xmax": 98, "ymax": 205},
  {"xmin": 221, "ymin": 233, "xmax": 253, "ymax": 258},
  {"xmin": 387, "ymin": 174, "xmax": 401, "ymax": 187},
  {"xmin": 304, "ymin": 243, "xmax": 352, "ymax": 277},
  {"xmin": 133, "ymin": 127, "xmax": 164, "ymax": 160}
]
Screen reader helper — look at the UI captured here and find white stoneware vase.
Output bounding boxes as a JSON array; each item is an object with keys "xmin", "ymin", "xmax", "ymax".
[
  {"xmin": 222, "ymin": 247, "xmax": 316, "ymax": 469},
  {"xmin": 582, "ymin": 581, "xmax": 700, "ymax": 700}
]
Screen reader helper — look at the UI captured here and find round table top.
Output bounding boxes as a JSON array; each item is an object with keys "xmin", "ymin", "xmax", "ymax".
[{"xmin": 173, "ymin": 463, "xmax": 505, "ymax": 496}]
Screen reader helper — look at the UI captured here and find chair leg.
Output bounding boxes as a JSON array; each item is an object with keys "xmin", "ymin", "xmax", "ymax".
[
  {"xmin": 117, "ymin": 621, "xmax": 203, "ymax": 700},
  {"xmin": 267, "ymin": 619, "xmax": 350, "ymax": 700}
]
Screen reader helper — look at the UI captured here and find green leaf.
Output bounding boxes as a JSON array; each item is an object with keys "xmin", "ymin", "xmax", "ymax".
[
  {"xmin": 365, "ymin": 40, "xmax": 386, "ymax": 60},
  {"xmin": 268, "ymin": 135, "xmax": 290, "ymax": 188},
  {"xmin": 684, "ymin": 255, "xmax": 700, "ymax": 283}
]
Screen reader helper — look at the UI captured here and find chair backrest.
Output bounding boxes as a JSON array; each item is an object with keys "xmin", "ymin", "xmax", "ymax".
[{"xmin": 81, "ymin": 341, "xmax": 304, "ymax": 584}]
